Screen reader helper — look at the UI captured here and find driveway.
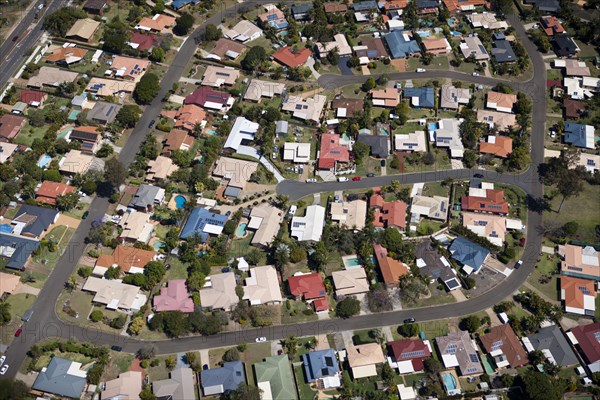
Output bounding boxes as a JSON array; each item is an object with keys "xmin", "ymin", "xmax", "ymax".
[
  {"xmin": 338, "ymin": 56, "xmax": 354, "ymax": 76},
  {"xmin": 236, "ymin": 145, "xmax": 285, "ymax": 182}
]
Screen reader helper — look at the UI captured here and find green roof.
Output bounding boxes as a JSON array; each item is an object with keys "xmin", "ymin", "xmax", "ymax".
[{"xmin": 253, "ymin": 355, "xmax": 297, "ymax": 400}]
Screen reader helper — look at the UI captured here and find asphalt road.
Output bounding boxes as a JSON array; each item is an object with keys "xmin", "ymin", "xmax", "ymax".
[{"xmin": 1, "ymin": 9, "xmax": 546, "ymax": 378}]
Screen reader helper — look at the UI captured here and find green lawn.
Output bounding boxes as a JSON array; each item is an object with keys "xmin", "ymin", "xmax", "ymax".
[
  {"xmin": 164, "ymin": 256, "xmax": 189, "ymax": 280},
  {"xmin": 242, "ymin": 342, "xmax": 273, "ymax": 387},
  {"xmin": 145, "ymin": 355, "xmax": 173, "ymax": 381},
  {"xmin": 294, "ymin": 364, "xmax": 317, "ymax": 400},
  {"xmin": 103, "ymin": 351, "xmax": 136, "ymax": 381},
  {"xmin": 408, "ymin": 55, "xmax": 451, "ymax": 71},
  {"xmin": 406, "ymin": 284, "xmax": 456, "ymax": 308},
  {"xmin": 281, "ymin": 300, "xmax": 319, "ymax": 325},
  {"xmin": 29, "ymin": 226, "xmax": 76, "ymax": 288},
  {"xmin": 13, "ymin": 124, "xmax": 48, "ymax": 147},
  {"xmin": 34, "ymin": 351, "xmax": 93, "ymax": 371},
  {"xmin": 422, "ymin": 182, "xmax": 450, "ymax": 197},
  {"xmin": 415, "ymin": 219, "xmax": 444, "ymax": 236},
  {"xmin": 352, "ymin": 329, "xmax": 378, "ymax": 345}
]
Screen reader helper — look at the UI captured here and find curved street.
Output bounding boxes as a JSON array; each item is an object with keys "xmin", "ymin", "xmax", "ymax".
[{"xmin": 2, "ymin": 6, "xmax": 546, "ymax": 379}]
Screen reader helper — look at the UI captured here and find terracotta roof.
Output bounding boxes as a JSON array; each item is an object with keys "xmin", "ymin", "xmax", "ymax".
[
  {"xmin": 210, "ymin": 38, "xmax": 247, "ymax": 59},
  {"xmin": 96, "ymin": 245, "xmax": 156, "ymax": 273},
  {"xmin": 288, "ymin": 273, "xmax": 327, "ymax": 300},
  {"xmin": 479, "ymin": 135, "xmax": 513, "ymax": 158},
  {"xmin": 109, "ymin": 56, "xmax": 150, "ymax": 81},
  {"xmin": 313, "ymin": 297, "xmax": 329, "ymax": 312},
  {"xmin": 129, "ymin": 32, "xmax": 159, "ymax": 52},
  {"xmin": 372, "ymin": 198, "xmax": 407, "ymax": 229},
  {"xmin": 46, "ymin": 47, "xmax": 87, "ymax": 63},
  {"xmin": 563, "ymin": 98, "xmax": 587, "ymax": 118},
  {"xmin": 442, "ymin": 0, "xmax": 486, "ymax": 12},
  {"xmin": 561, "ymin": 275, "xmax": 596, "ymax": 311},
  {"xmin": 35, "ymin": 181, "xmax": 75, "ymax": 205},
  {"xmin": 541, "ymin": 16, "xmax": 564, "ymax": 36},
  {"xmin": 18, "ymin": 89, "xmax": 47, "ymax": 105},
  {"xmin": 136, "ymin": 14, "xmax": 175, "ymax": 31},
  {"xmin": 318, "ymin": 133, "xmax": 349, "ymax": 169},
  {"xmin": 461, "ymin": 189, "xmax": 509, "ymax": 214},
  {"xmin": 174, "ymin": 104, "xmax": 207, "ymax": 132},
  {"xmin": 0, "ymin": 114, "xmax": 26, "ymax": 139},
  {"xmin": 486, "ymin": 91, "xmax": 517, "ymax": 111},
  {"xmin": 153, "ymin": 279, "xmax": 194, "ymax": 312},
  {"xmin": 387, "ymin": 339, "xmax": 431, "ymax": 371},
  {"xmin": 480, "ymin": 324, "xmax": 529, "ymax": 368},
  {"xmin": 162, "ymin": 129, "xmax": 195, "ymax": 155},
  {"xmin": 323, "ymin": 2, "xmax": 348, "ymax": 12},
  {"xmin": 272, "ymin": 46, "xmax": 312, "ymax": 68},
  {"xmin": 383, "ymin": 0, "xmax": 409, "ymax": 11},
  {"xmin": 369, "ymin": 192, "xmax": 385, "ymax": 209},
  {"xmin": 374, "ymin": 243, "xmax": 409, "ymax": 285},
  {"xmin": 570, "ymin": 322, "xmax": 600, "ymax": 365}
]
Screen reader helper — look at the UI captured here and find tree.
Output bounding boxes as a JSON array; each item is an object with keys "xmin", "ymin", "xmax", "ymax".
[
  {"xmin": 204, "ymin": 24, "xmax": 222, "ymax": 41},
  {"xmin": 397, "ymin": 323, "xmax": 419, "ymax": 337},
  {"xmin": 250, "ymin": 305, "xmax": 278, "ymax": 327},
  {"xmin": 173, "ymin": 13, "xmax": 195, "ymax": 35},
  {"xmin": 362, "ymin": 76, "xmax": 376, "ymax": 92},
  {"xmin": 143, "ymin": 261, "xmax": 166, "ymax": 289},
  {"xmin": 134, "ymin": 73, "xmax": 160, "ymax": 104},
  {"xmin": 186, "ymin": 271, "xmax": 206, "ymax": 292},
  {"xmin": 96, "ymin": 143, "xmax": 114, "ymax": 158},
  {"xmin": 139, "ymin": 388, "xmax": 157, "ymax": 400},
  {"xmin": 463, "ymin": 149, "xmax": 478, "ymax": 168},
  {"xmin": 241, "ymin": 46, "xmax": 268, "ymax": 71},
  {"xmin": 281, "ymin": 336, "xmax": 299, "ymax": 359},
  {"xmin": 289, "ymin": 247, "xmax": 307, "ymax": 263},
  {"xmin": 352, "ymin": 140, "xmax": 370, "ymax": 164},
  {"xmin": 137, "ymin": 345, "xmax": 157, "ymax": 360},
  {"xmin": 460, "ymin": 315, "xmax": 482, "ymax": 333},
  {"xmin": 104, "ymin": 158, "xmax": 127, "ymax": 191},
  {"xmin": 507, "ymin": 146, "xmax": 530, "ymax": 170},
  {"xmin": 0, "ymin": 378, "xmax": 29, "ymax": 400},
  {"xmin": 519, "ymin": 370, "xmax": 561, "ymax": 400},
  {"xmin": 310, "ymin": 241, "xmax": 328, "ymax": 271},
  {"xmin": 557, "ymin": 169, "xmax": 584, "ymax": 212},
  {"xmin": 43, "ymin": 8, "xmax": 86, "ymax": 37},
  {"xmin": 223, "ymin": 348, "xmax": 241, "ymax": 362},
  {"xmin": 165, "ymin": 356, "xmax": 176, "ymax": 370},
  {"xmin": 153, "ymin": 0, "xmax": 165, "ymax": 13},
  {"xmin": 335, "ymin": 296, "xmax": 361, "ymax": 319},
  {"xmin": 42, "ymin": 169, "xmax": 63, "ymax": 182},
  {"xmin": 55, "ymin": 191, "xmax": 80, "ymax": 211},
  {"xmin": 422, "ymin": 52, "xmax": 434, "ymax": 65},
  {"xmin": 104, "ymin": 266, "xmax": 121, "ymax": 280},
  {"xmin": 225, "ymin": 383, "xmax": 262, "ymax": 400},
  {"xmin": 110, "ymin": 314, "xmax": 128, "ymax": 329},
  {"xmin": 102, "ymin": 20, "xmax": 130, "ymax": 54},
  {"xmin": 398, "ymin": 275, "xmax": 428, "ymax": 305},
  {"xmin": 89, "ymin": 310, "xmax": 103, "ymax": 322},
  {"xmin": 423, "ymin": 358, "xmax": 442, "ymax": 374},
  {"xmin": 0, "ymin": 302, "xmax": 11, "ymax": 326},
  {"xmin": 562, "ymin": 221, "xmax": 579, "ymax": 236},
  {"xmin": 149, "ymin": 47, "xmax": 165, "ymax": 62},
  {"xmin": 366, "ymin": 286, "xmax": 393, "ymax": 312},
  {"xmin": 116, "ymin": 105, "xmax": 142, "ymax": 128},
  {"xmin": 128, "ymin": 316, "xmax": 144, "ymax": 335}
]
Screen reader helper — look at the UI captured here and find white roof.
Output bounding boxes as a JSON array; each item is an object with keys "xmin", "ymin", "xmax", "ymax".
[
  {"xmin": 283, "ymin": 142, "xmax": 311, "ymax": 163},
  {"xmin": 290, "ymin": 205, "xmax": 325, "ymax": 242},
  {"xmin": 395, "ymin": 131, "xmax": 427, "ymax": 152},
  {"xmin": 397, "ymin": 384, "xmax": 417, "ymax": 400},
  {"xmin": 224, "ymin": 116, "xmax": 259, "ymax": 151},
  {"xmin": 242, "ymin": 265, "xmax": 282, "ymax": 305}
]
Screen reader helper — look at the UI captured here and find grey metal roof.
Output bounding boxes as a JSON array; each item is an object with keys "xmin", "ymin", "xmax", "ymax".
[
  {"xmin": 129, "ymin": 184, "xmax": 162, "ymax": 209},
  {"xmin": 201, "ymin": 361, "xmax": 245, "ymax": 394},
  {"xmin": 357, "ymin": 134, "xmax": 389, "ymax": 158},
  {"xmin": 0, "ymin": 232, "xmax": 40, "ymax": 270},
  {"xmin": 276, "ymin": 120, "xmax": 288, "ymax": 134},
  {"xmin": 87, "ymin": 101, "xmax": 122, "ymax": 125},
  {"xmin": 13, "ymin": 204, "xmax": 59, "ymax": 237},
  {"xmin": 491, "ymin": 39, "xmax": 516, "ymax": 63},
  {"xmin": 32, "ymin": 357, "xmax": 87, "ymax": 398},
  {"xmin": 526, "ymin": 325, "xmax": 579, "ymax": 366}
]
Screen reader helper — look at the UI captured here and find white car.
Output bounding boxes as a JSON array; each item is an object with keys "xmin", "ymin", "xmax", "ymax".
[
  {"xmin": 337, "ymin": 177, "xmax": 349, "ymax": 182},
  {"xmin": 0, "ymin": 356, "xmax": 5, "ymax": 366},
  {"xmin": 416, "ymin": 68, "xmax": 426, "ymax": 73},
  {"xmin": 0, "ymin": 365, "xmax": 8, "ymax": 375},
  {"xmin": 472, "ymin": 72, "xmax": 480, "ymax": 76},
  {"xmin": 306, "ymin": 178, "xmax": 317, "ymax": 183},
  {"xmin": 515, "ymin": 260, "xmax": 523, "ymax": 269},
  {"xmin": 255, "ymin": 337, "xmax": 267, "ymax": 343}
]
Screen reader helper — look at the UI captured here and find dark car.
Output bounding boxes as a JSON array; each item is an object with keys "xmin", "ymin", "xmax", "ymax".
[
  {"xmin": 148, "ymin": 119, "xmax": 156, "ymax": 129},
  {"xmin": 473, "ymin": 173, "xmax": 484, "ymax": 178},
  {"xmin": 165, "ymin": 263, "xmax": 171, "ymax": 270},
  {"xmin": 12, "ymin": 36, "xmax": 18, "ymax": 42},
  {"xmin": 15, "ymin": 328, "xmax": 23, "ymax": 337},
  {"xmin": 380, "ymin": 160, "xmax": 386, "ymax": 167},
  {"xmin": 221, "ymin": 267, "xmax": 231, "ymax": 273},
  {"xmin": 403, "ymin": 317, "xmax": 416, "ymax": 324},
  {"xmin": 82, "ymin": 211, "xmax": 89, "ymax": 220},
  {"xmin": 203, "ymin": 364, "xmax": 209, "ymax": 370},
  {"xmin": 111, "ymin": 345, "xmax": 123, "ymax": 352},
  {"xmin": 367, "ymin": 173, "xmax": 375, "ymax": 177}
]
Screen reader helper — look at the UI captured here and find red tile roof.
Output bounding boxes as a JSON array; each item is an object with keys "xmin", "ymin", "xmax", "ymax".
[
  {"xmin": 162, "ymin": 129, "xmax": 195, "ymax": 156},
  {"xmin": 18, "ymin": 89, "xmax": 47, "ymax": 105},
  {"xmin": 0, "ymin": 114, "xmax": 26, "ymax": 139},
  {"xmin": 272, "ymin": 46, "xmax": 312, "ymax": 68},
  {"xmin": 479, "ymin": 136, "xmax": 513, "ymax": 158},
  {"xmin": 369, "ymin": 192, "xmax": 385, "ymax": 209},
  {"xmin": 564, "ymin": 98, "xmax": 587, "ymax": 119},
  {"xmin": 288, "ymin": 273, "xmax": 327, "ymax": 300},
  {"xmin": 129, "ymin": 32, "xmax": 159, "ymax": 52},
  {"xmin": 387, "ymin": 339, "xmax": 431, "ymax": 371},
  {"xmin": 96, "ymin": 245, "xmax": 156, "ymax": 273},
  {"xmin": 461, "ymin": 189, "xmax": 509, "ymax": 214},
  {"xmin": 313, "ymin": 298, "xmax": 329, "ymax": 312},
  {"xmin": 184, "ymin": 86, "xmax": 232, "ymax": 108},
  {"xmin": 372, "ymin": 197, "xmax": 407, "ymax": 229},
  {"xmin": 480, "ymin": 324, "xmax": 529, "ymax": 368},
  {"xmin": 374, "ymin": 243, "xmax": 409, "ymax": 285},
  {"xmin": 153, "ymin": 279, "xmax": 195, "ymax": 313},
  {"xmin": 541, "ymin": 16, "xmax": 564, "ymax": 36},
  {"xmin": 570, "ymin": 322, "xmax": 600, "ymax": 365},
  {"xmin": 318, "ymin": 133, "xmax": 349, "ymax": 169},
  {"xmin": 35, "ymin": 181, "xmax": 75, "ymax": 205}
]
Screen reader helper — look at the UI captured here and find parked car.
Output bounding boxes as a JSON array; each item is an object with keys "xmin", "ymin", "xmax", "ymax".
[
  {"xmin": 515, "ymin": 260, "xmax": 523, "ymax": 269},
  {"xmin": 0, "ymin": 365, "xmax": 8, "ymax": 375},
  {"xmin": 0, "ymin": 356, "xmax": 5, "ymax": 367},
  {"xmin": 221, "ymin": 267, "xmax": 231, "ymax": 273},
  {"xmin": 306, "ymin": 178, "xmax": 317, "ymax": 183},
  {"xmin": 416, "ymin": 68, "xmax": 426, "ymax": 73},
  {"xmin": 288, "ymin": 205, "xmax": 297, "ymax": 216},
  {"xmin": 367, "ymin": 173, "xmax": 375, "ymax": 177},
  {"xmin": 14, "ymin": 328, "xmax": 22, "ymax": 337},
  {"xmin": 352, "ymin": 176, "xmax": 361, "ymax": 181},
  {"xmin": 380, "ymin": 160, "xmax": 386, "ymax": 167},
  {"xmin": 148, "ymin": 119, "xmax": 156, "ymax": 129},
  {"xmin": 203, "ymin": 364, "xmax": 209, "ymax": 370},
  {"xmin": 11, "ymin": 36, "xmax": 18, "ymax": 42},
  {"xmin": 82, "ymin": 211, "xmax": 89, "ymax": 219},
  {"xmin": 22, "ymin": 309, "xmax": 33, "ymax": 322},
  {"xmin": 337, "ymin": 177, "xmax": 349, "ymax": 182},
  {"xmin": 165, "ymin": 263, "xmax": 171, "ymax": 270},
  {"xmin": 255, "ymin": 337, "xmax": 267, "ymax": 343},
  {"xmin": 110, "ymin": 345, "xmax": 122, "ymax": 352},
  {"xmin": 473, "ymin": 173, "xmax": 484, "ymax": 178},
  {"xmin": 472, "ymin": 72, "xmax": 480, "ymax": 76},
  {"xmin": 403, "ymin": 317, "xmax": 416, "ymax": 323}
]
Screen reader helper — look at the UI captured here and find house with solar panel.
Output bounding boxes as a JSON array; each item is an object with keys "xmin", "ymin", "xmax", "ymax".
[
  {"xmin": 435, "ymin": 331, "xmax": 484, "ymax": 376},
  {"xmin": 87, "ymin": 101, "xmax": 122, "ymax": 126},
  {"xmin": 387, "ymin": 339, "xmax": 432, "ymax": 374},
  {"xmin": 480, "ymin": 324, "xmax": 529, "ymax": 369},
  {"xmin": 258, "ymin": 5, "xmax": 289, "ymax": 31},
  {"xmin": 448, "ymin": 236, "xmax": 490, "ymax": 275},
  {"xmin": 301, "ymin": 349, "xmax": 342, "ymax": 389},
  {"xmin": 180, "ymin": 208, "xmax": 229, "ymax": 242}
]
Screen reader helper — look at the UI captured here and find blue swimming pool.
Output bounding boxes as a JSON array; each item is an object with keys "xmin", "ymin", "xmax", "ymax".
[
  {"xmin": 447, "ymin": 17, "xmax": 457, "ymax": 26},
  {"xmin": 451, "ymin": 31, "xmax": 462, "ymax": 37},
  {"xmin": 0, "ymin": 224, "xmax": 12, "ymax": 233},
  {"xmin": 235, "ymin": 223, "xmax": 248, "ymax": 238},
  {"xmin": 428, "ymin": 122, "xmax": 438, "ymax": 132},
  {"xmin": 417, "ymin": 30, "xmax": 431, "ymax": 37},
  {"xmin": 174, "ymin": 195, "xmax": 187, "ymax": 209},
  {"xmin": 153, "ymin": 241, "xmax": 165, "ymax": 251},
  {"xmin": 37, "ymin": 154, "xmax": 51, "ymax": 168},
  {"xmin": 441, "ymin": 372, "xmax": 457, "ymax": 391},
  {"xmin": 379, "ymin": 127, "xmax": 390, "ymax": 136},
  {"xmin": 346, "ymin": 257, "xmax": 362, "ymax": 268},
  {"xmin": 206, "ymin": 129, "xmax": 218, "ymax": 136}
]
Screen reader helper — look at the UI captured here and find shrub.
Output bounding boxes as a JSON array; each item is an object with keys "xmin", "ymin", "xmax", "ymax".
[{"xmin": 89, "ymin": 310, "xmax": 103, "ymax": 322}]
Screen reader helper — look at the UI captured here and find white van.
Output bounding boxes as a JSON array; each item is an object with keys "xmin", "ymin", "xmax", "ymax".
[
  {"xmin": 338, "ymin": 177, "xmax": 349, "ymax": 182},
  {"xmin": 288, "ymin": 205, "xmax": 297, "ymax": 215}
]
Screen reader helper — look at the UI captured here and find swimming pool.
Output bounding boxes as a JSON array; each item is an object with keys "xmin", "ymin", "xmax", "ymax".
[
  {"xmin": 235, "ymin": 223, "xmax": 248, "ymax": 238},
  {"xmin": 451, "ymin": 31, "xmax": 462, "ymax": 37},
  {"xmin": 174, "ymin": 195, "xmax": 187, "ymax": 209},
  {"xmin": 447, "ymin": 17, "xmax": 457, "ymax": 25},
  {"xmin": 379, "ymin": 127, "xmax": 390, "ymax": 136},
  {"xmin": 153, "ymin": 241, "xmax": 165, "ymax": 251},
  {"xmin": 37, "ymin": 154, "xmax": 52, "ymax": 168},
  {"xmin": 417, "ymin": 30, "xmax": 431, "ymax": 37},
  {"xmin": 428, "ymin": 122, "xmax": 438, "ymax": 132},
  {"xmin": 440, "ymin": 371, "xmax": 461, "ymax": 395},
  {"xmin": 0, "ymin": 224, "xmax": 12, "ymax": 233},
  {"xmin": 346, "ymin": 257, "xmax": 362, "ymax": 268},
  {"xmin": 205, "ymin": 129, "xmax": 218, "ymax": 136}
]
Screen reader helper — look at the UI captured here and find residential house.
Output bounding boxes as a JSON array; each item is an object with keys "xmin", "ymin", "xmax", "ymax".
[
  {"xmin": 27, "ymin": 66, "xmax": 78, "ymax": 89},
  {"xmin": 467, "ymin": 13, "xmax": 509, "ymax": 29},
  {"xmin": 208, "ymin": 38, "xmax": 247, "ymax": 61},
  {"xmin": 244, "ymin": 79, "xmax": 285, "ymax": 102},
  {"xmin": 243, "ymin": 265, "xmax": 282, "ymax": 305},
  {"xmin": 59, "ymin": 150, "xmax": 105, "ymax": 175},
  {"xmin": 83, "ymin": 0, "xmax": 110, "ymax": 15},
  {"xmin": 422, "ymin": 37, "xmax": 452, "ymax": 55},
  {"xmin": 46, "ymin": 46, "xmax": 88, "ymax": 65},
  {"xmin": 146, "ymin": 156, "xmax": 179, "ymax": 182},
  {"xmin": 173, "ymin": 104, "xmax": 207, "ymax": 133},
  {"xmin": 212, "ymin": 156, "xmax": 259, "ymax": 198},
  {"xmin": 353, "ymin": 38, "xmax": 388, "ymax": 61},
  {"xmin": 32, "ymin": 357, "xmax": 87, "ymax": 399},
  {"xmin": 0, "ymin": 114, "xmax": 26, "ymax": 140},
  {"xmin": 449, "ymin": 236, "xmax": 490, "ymax": 274},
  {"xmin": 153, "ymin": 368, "xmax": 196, "ymax": 400},
  {"xmin": 0, "ymin": 233, "xmax": 40, "ymax": 270},
  {"xmin": 129, "ymin": 184, "xmax": 165, "ymax": 212},
  {"xmin": 118, "ymin": 210, "xmax": 154, "ymax": 244},
  {"xmin": 161, "ymin": 129, "xmax": 195, "ymax": 156},
  {"xmin": 200, "ymin": 272, "xmax": 238, "ymax": 311},
  {"xmin": 563, "ymin": 76, "xmax": 600, "ymax": 100},
  {"xmin": 416, "ymin": 241, "xmax": 461, "ymax": 290},
  {"xmin": 88, "ymin": 101, "xmax": 122, "ymax": 125},
  {"xmin": 283, "ymin": 142, "xmax": 311, "ymax": 163},
  {"xmin": 288, "ymin": 272, "xmax": 329, "ymax": 312},
  {"xmin": 491, "ymin": 33, "xmax": 516, "ymax": 63},
  {"xmin": 180, "ymin": 207, "xmax": 228, "ymax": 242},
  {"xmin": 301, "ymin": 349, "xmax": 341, "ymax": 388},
  {"xmin": 384, "ymin": 31, "xmax": 420, "ymax": 58},
  {"xmin": 561, "ymin": 276, "xmax": 596, "ymax": 316},
  {"xmin": 276, "ymin": 120, "xmax": 288, "ymax": 136},
  {"xmin": 479, "ymin": 135, "xmax": 513, "ymax": 158},
  {"xmin": 461, "ymin": 185, "xmax": 509, "ymax": 214},
  {"xmin": 68, "ymin": 125, "xmax": 102, "ymax": 153},
  {"xmin": 553, "ymin": 59, "xmax": 590, "ymax": 77},
  {"xmin": 223, "ymin": 20, "xmax": 263, "ymax": 43},
  {"xmin": 201, "ymin": 65, "xmax": 240, "ymax": 88},
  {"xmin": 35, "ymin": 181, "xmax": 75, "ymax": 205},
  {"xmin": 11, "ymin": 102, "xmax": 26, "ymax": 115},
  {"xmin": 201, "ymin": 362, "xmax": 245, "ymax": 396},
  {"xmin": 433, "ymin": 118, "xmax": 464, "ymax": 158},
  {"xmin": 436, "ymin": 331, "xmax": 484, "ymax": 375},
  {"xmin": 394, "ymin": 131, "xmax": 427, "ymax": 152},
  {"xmin": 524, "ymin": 0, "xmax": 559, "ymax": 12},
  {"xmin": 85, "ymin": 77, "xmax": 135, "ymax": 97},
  {"xmin": 12, "ymin": 204, "xmax": 59, "ymax": 238},
  {"xmin": 567, "ymin": 322, "xmax": 600, "ymax": 373},
  {"xmin": 553, "ymin": 34, "xmax": 579, "ymax": 58},
  {"xmin": 440, "ymin": 83, "xmax": 471, "ymax": 110},
  {"xmin": 374, "ymin": 243, "xmax": 409, "ymax": 286},
  {"xmin": 442, "ymin": 0, "xmax": 486, "ymax": 13},
  {"xmin": 324, "ymin": 2, "xmax": 348, "ymax": 13},
  {"xmin": 486, "ymin": 91, "xmax": 517, "ymax": 113},
  {"xmin": 461, "ymin": 212, "xmax": 523, "ymax": 247},
  {"xmin": 291, "ymin": 204, "xmax": 326, "ymax": 242},
  {"xmin": 541, "ymin": 16, "xmax": 564, "ymax": 36},
  {"xmin": 271, "ymin": 46, "xmax": 312, "ymax": 68},
  {"xmin": 330, "ymin": 200, "xmax": 368, "ymax": 230},
  {"xmin": 346, "ymin": 343, "xmax": 386, "ymax": 379},
  {"xmin": 370, "ymin": 193, "xmax": 408, "ymax": 230},
  {"xmin": 397, "ymin": 384, "xmax": 418, "ymax": 400},
  {"xmin": 0, "ymin": 142, "xmax": 19, "ymax": 164},
  {"xmin": 82, "ymin": 277, "xmax": 147, "ymax": 311},
  {"xmin": 564, "ymin": 122, "xmax": 595, "ymax": 149},
  {"xmin": 480, "ymin": 324, "xmax": 529, "ymax": 369},
  {"xmin": 460, "ymin": 36, "xmax": 490, "ymax": 60},
  {"xmin": 248, "ymin": 204, "xmax": 284, "ymax": 248},
  {"xmin": 18, "ymin": 89, "xmax": 47, "ymax": 107},
  {"xmin": 107, "ymin": 56, "xmax": 150, "ymax": 82},
  {"xmin": 0, "ymin": 272, "xmax": 19, "ymax": 297},
  {"xmin": 102, "ymin": 371, "xmax": 143, "ymax": 400},
  {"xmin": 316, "ymin": 33, "xmax": 352, "ymax": 57},
  {"xmin": 154, "ymin": 279, "xmax": 194, "ymax": 313},
  {"xmin": 477, "ymin": 110, "xmax": 517, "ymax": 131},
  {"xmin": 184, "ymin": 85, "xmax": 235, "ymax": 112},
  {"xmin": 404, "ymin": 87, "xmax": 435, "ymax": 108},
  {"xmin": 331, "ymin": 97, "xmax": 364, "ymax": 118},
  {"xmin": 411, "ymin": 194, "xmax": 449, "ymax": 222},
  {"xmin": 258, "ymin": 5, "xmax": 288, "ymax": 30},
  {"xmin": 572, "ymin": 152, "xmax": 600, "ymax": 173},
  {"xmin": 332, "ymin": 268, "xmax": 369, "ymax": 297},
  {"xmin": 93, "ymin": 245, "xmax": 156, "ymax": 276},
  {"xmin": 317, "ymin": 133, "xmax": 350, "ymax": 170},
  {"xmin": 282, "ymin": 94, "xmax": 327, "ymax": 124},
  {"xmin": 387, "ymin": 19, "xmax": 406, "ymax": 31},
  {"xmin": 371, "ymin": 88, "xmax": 400, "ymax": 107},
  {"xmin": 416, "ymin": 0, "xmax": 439, "ymax": 14},
  {"xmin": 127, "ymin": 32, "xmax": 158, "ymax": 52},
  {"xmin": 522, "ymin": 325, "xmax": 579, "ymax": 366},
  {"xmin": 65, "ymin": 18, "xmax": 101, "ymax": 42},
  {"xmin": 171, "ymin": 0, "xmax": 201, "ymax": 9},
  {"xmin": 254, "ymin": 356, "xmax": 297, "ymax": 400},
  {"xmin": 135, "ymin": 14, "xmax": 176, "ymax": 32},
  {"xmin": 357, "ymin": 133, "xmax": 390, "ymax": 158},
  {"xmin": 291, "ymin": 3, "xmax": 313, "ymax": 20},
  {"xmin": 563, "ymin": 98, "xmax": 588, "ymax": 119},
  {"xmin": 387, "ymin": 339, "xmax": 432, "ymax": 374}
]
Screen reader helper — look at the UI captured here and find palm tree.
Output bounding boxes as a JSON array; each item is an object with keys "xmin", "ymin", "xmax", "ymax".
[{"xmin": 281, "ymin": 336, "xmax": 299, "ymax": 359}]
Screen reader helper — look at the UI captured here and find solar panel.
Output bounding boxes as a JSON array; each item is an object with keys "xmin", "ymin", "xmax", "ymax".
[
  {"xmin": 325, "ymin": 357, "xmax": 334, "ymax": 367},
  {"xmin": 469, "ymin": 354, "xmax": 479, "ymax": 362}
]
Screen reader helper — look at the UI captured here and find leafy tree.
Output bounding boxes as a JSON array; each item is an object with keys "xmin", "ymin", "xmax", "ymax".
[
  {"xmin": 0, "ymin": 378, "xmax": 30, "ymax": 400},
  {"xmin": 90, "ymin": 310, "xmax": 103, "ymax": 322},
  {"xmin": 96, "ymin": 143, "xmax": 114, "ymax": 158},
  {"xmin": 281, "ymin": 336, "xmax": 299, "ymax": 359},
  {"xmin": 398, "ymin": 323, "xmax": 419, "ymax": 337},
  {"xmin": 366, "ymin": 286, "xmax": 393, "ymax": 312},
  {"xmin": 186, "ymin": 271, "xmax": 206, "ymax": 292},
  {"xmin": 134, "ymin": 73, "xmax": 160, "ymax": 104},
  {"xmin": 137, "ymin": 345, "xmax": 157, "ymax": 360},
  {"xmin": 289, "ymin": 247, "xmax": 307, "ymax": 263},
  {"xmin": 310, "ymin": 241, "xmax": 329, "ymax": 271},
  {"xmin": 43, "ymin": 8, "xmax": 86, "ymax": 37},
  {"xmin": 104, "ymin": 157, "xmax": 127, "ymax": 190},
  {"xmin": 110, "ymin": 314, "xmax": 127, "ymax": 329},
  {"xmin": 250, "ymin": 305, "xmax": 278, "ymax": 327},
  {"xmin": 102, "ymin": 20, "xmax": 131, "ymax": 54},
  {"xmin": 165, "ymin": 356, "xmax": 176, "ymax": 370},
  {"xmin": 56, "ymin": 191, "xmax": 80, "ymax": 211},
  {"xmin": 241, "ymin": 46, "xmax": 268, "ymax": 71},
  {"xmin": 143, "ymin": 261, "xmax": 166, "ymax": 289},
  {"xmin": 153, "ymin": 0, "xmax": 165, "ymax": 13},
  {"xmin": 519, "ymin": 370, "xmax": 561, "ymax": 400},
  {"xmin": 116, "ymin": 105, "xmax": 142, "ymax": 128},
  {"xmin": 224, "ymin": 383, "xmax": 262, "ymax": 400},
  {"xmin": 173, "ymin": 13, "xmax": 195, "ymax": 36},
  {"xmin": 42, "ymin": 169, "xmax": 62, "ymax": 182},
  {"xmin": 0, "ymin": 302, "xmax": 11, "ymax": 326},
  {"xmin": 326, "ymin": 46, "xmax": 340, "ymax": 65},
  {"xmin": 460, "ymin": 315, "xmax": 482, "ymax": 333},
  {"xmin": 149, "ymin": 47, "xmax": 165, "ymax": 62},
  {"xmin": 104, "ymin": 266, "xmax": 121, "ymax": 280},
  {"xmin": 78, "ymin": 267, "xmax": 93, "ymax": 278},
  {"xmin": 128, "ymin": 316, "xmax": 144, "ymax": 335},
  {"xmin": 223, "ymin": 348, "xmax": 241, "ymax": 362},
  {"xmin": 562, "ymin": 221, "xmax": 579, "ymax": 236},
  {"xmin": 139, "ymin": 388, "xmax": 157, "ymax": 400},
  {"xmin": 362, "ymin": 76, "xmax": 376, "ymax": 92},
  {"xmin": 204, "ymin": 24, "xmax": 222, "ymax": 41},
  {"xmin": 335, "ymin": 296, "xmax": 361, "ymax": 319},
  {"xmin": 123, "ymin": 273, "xmax": 148, "ymax": 287},
  {"xmin": 463, "ymin": 149, "xmax": 478, "ymax": 168},
  {"xmin": 398, "ymin": 274, "xmax": 428, "ymax": 305},
  {"xmin": 423, "ymin": 357, "xmax": 442, "ymax": 373},
  {"xmin": 352, "ymin": 140, "xmax": 370, "ymax": 164}
]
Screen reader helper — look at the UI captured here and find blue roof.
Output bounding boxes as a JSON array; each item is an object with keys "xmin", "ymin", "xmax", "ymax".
[
  {"xmin": 180, "ymin": 207, "xmax": 228, "ymax": 242},
  {"xmin": 564, "ymin": 122, "xmax": 593, "ymax": 148},
  {"xmin": 171, "ymin": 0, "xmax": 200, "ymax": 9},
  {"xmin": 32, "ymin": 357, "xmax": 87, "ymax": 399},
  {"xmin": 200, "ymin": 361, "xmax": 245, "ymax": 393},
  {"xmin": 384, "ymin": 31, "xmax": 420, "ymax": 59},
  {"xmin": 403, "ymin": 87, "xmax": 435, "ymax": 108},
  {"xmin": 416, "ymin": 0, "xmax": 438, "ymax": 8},
  {"xmin": 14, "ymin": 204, "xmax": 59, "ymax": 237},
  {"xmin": 0, "ymin": 233, "xmax": 40, "ymax": 270},
  {"xmin": 351, "ymin": 0, "xmax": 378, "ymax": 11},
  {"xmin": 449, "ymin": 236, "xmax": 490, "ymax": 272},
  {"xmin": 302, "ymin": 349, "xmax": 340, "ymax": 382},
  {"xmin": 491, "ymin": 39, "xmax": 516, "ymax": 63},
  {"xmin": 291, "ymin": 3, "xmax": 313, "ymax": 14}
]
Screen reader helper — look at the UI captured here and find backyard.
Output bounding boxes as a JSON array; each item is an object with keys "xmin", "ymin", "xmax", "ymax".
[{"xmin": 28, "ymin": 225, "xmax": 76, "ymax": 288}]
